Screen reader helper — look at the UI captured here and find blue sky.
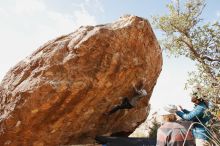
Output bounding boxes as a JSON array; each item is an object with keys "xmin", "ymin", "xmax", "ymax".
[{"xmin": 0, "ymin": 0, "xmax": 219, "ymax": 110}]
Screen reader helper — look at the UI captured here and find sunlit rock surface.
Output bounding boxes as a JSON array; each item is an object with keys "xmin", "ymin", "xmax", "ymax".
[{"xmin": 0, "ymin": 15, "xmax": 162, "ymax": 146}]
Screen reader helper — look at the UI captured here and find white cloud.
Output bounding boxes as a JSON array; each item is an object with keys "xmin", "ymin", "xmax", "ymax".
[
  {"xmin": 72, "ymin": 0, "xmax": 104, "ymax": 16},
  {"xmin": 85, "ymin": 0, "xmax": 104, "ymax": 13},
  {"xmin": 14, "ymin": 0, "xmax": 46, "ymax": 15},
  {"xmin": 0, "ymin": 8, "xmax": 9, "ymax": 17},
  {"xmin": 74, "ymin": 5, "xmax": 96, "ymax": 26},
  {"xmin": 0, "ymin": 0, "xmax": 99, "ymax": 81},
  {"xmin": 217, "ymin": 11, "xmax": 220, "ymax": 18}
]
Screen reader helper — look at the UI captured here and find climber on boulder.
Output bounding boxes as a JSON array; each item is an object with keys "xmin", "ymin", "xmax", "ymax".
[{"xmin": 107, "ymin": 87, "xmax": 147, "ymax": 115}]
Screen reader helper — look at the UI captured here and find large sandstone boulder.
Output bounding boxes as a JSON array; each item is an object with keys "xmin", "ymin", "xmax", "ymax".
[{"xmin": 0, "ymin": 15, "xmax": 162, "ymax": 146}]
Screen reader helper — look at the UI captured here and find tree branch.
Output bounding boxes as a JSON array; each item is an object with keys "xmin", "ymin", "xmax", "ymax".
[
  {"xmin": 201, "ymin": 56, "xmax": 220, "ymax": 62},
  {"xmin": 169, "ymin": 22, "xmax": 189, "ymax": 37},
  {"xmin": 178, "ymin": 38, "xmax": 218, "ymax": 83}
]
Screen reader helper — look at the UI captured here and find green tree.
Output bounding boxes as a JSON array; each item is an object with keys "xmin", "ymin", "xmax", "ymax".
[
  {"xmin": 148, "ymin": 118, "xmax": 160, "ymax": 139},
  {"xmin": 152, "ymin": 0, "xmax": 220, "ymax": 117}
]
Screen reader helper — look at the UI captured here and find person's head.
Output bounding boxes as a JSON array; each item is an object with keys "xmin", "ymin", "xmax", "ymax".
[
  {"xmin": 191, "ymin": 92, "xmax": 204, "ymax": 105},
  {"xmin": 162, "ymin": 114, "xmax": 177, "ymax": 122},
  {"xmin": 158, "ymin": 105, "xmax": 178, "ymax": 123}
]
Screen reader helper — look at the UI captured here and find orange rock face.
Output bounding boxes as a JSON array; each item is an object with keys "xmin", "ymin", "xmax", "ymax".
[{"xmin": 0, "ymin": 15, "xmax": 162, "ymax": 145}]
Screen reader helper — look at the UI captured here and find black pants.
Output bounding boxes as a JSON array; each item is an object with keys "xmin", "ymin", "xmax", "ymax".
[{"xmin": 108, "ymin": 98, "xmax": 133, "ymax": 115}]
